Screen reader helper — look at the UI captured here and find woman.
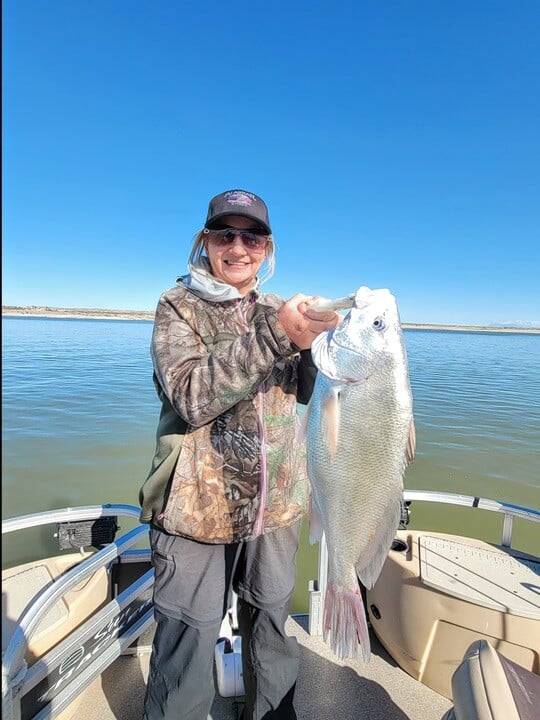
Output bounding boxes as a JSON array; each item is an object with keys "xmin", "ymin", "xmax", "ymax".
[{"xmin": 139, "ymin": 189, "xmax": 339, "ymax": 720}]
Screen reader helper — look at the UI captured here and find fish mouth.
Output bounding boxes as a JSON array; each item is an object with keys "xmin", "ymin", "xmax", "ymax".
[
  {"xmin": 329, "ymin": 318, "xmax": 366, "ymax": 357},
  {"xmin": 332, "ymin": 337, "xmax": 365, "ymax": 361},
  {"xmin": 316, "ymin": 331, "xmax": 369, "ymax": 384}
]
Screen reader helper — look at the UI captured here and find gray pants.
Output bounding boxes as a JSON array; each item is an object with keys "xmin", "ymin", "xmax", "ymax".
[{"xmin": 143, "ymin": 522, "xmax": 301, "ymax": 720}]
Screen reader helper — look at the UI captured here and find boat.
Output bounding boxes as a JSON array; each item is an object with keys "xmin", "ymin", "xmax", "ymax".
[{"xmin": 2, "ymin": 491, "xmax": 539, "ymax": 720}]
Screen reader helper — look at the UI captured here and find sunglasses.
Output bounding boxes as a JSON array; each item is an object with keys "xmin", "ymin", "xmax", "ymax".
[{"xmin": 203, "ymin": 227, "xmax": 269, "ymax": 251}]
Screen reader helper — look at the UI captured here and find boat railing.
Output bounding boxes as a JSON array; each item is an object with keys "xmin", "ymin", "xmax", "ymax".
[
  {"xmin": 2, "ymin": 503, "xmax": 153, "ymax": 720},
  {"xmin": 1, "ymin": 502, "xmax": 143, "ymax": 534},
  {"xmin": 309, "ymin": 489, "xmax": 540, "ymax": 637},
  {"xmin": 402, "ymin": 490, "xmax": 539, "ymax": 547}
]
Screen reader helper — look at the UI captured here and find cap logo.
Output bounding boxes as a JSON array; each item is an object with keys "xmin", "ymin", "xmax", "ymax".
[{"xmin": 224, "ymin": 191, "xmax": 255, "ymax": 207}]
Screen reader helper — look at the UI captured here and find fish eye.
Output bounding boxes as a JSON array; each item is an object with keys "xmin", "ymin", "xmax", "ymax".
[{"xmin": 372, "ymin": 316, "xmax": 386, "ymax": 331}]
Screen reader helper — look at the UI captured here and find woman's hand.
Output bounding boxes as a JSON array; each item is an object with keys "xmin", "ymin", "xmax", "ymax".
[{"xmin": 278, "ymin": 294, "xmax": 341, "ymax": 350}]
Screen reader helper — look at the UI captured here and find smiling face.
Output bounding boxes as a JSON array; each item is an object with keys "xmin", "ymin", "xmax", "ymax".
[{"xmin": 205, "ymin": 215, "xmax": 269, "ymax": 296}]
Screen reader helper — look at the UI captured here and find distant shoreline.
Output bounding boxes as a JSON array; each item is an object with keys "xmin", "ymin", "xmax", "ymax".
[
  {"xmin": 2, "ymin": 305, "xmax": 539, "ymax": 334},
  {"xmin": 2, "ymin": 306, "xmax": 156, "ymax": 322}
]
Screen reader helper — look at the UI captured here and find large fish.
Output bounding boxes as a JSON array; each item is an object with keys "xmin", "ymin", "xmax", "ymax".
[{"xmin": 305, "ymin": 286, "xmax": 415, "ymax": 661}]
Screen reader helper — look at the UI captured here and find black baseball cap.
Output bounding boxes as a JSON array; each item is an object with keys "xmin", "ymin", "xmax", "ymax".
[{"xmin": 205, "ymin": 189, "xmax": 272, "ymax": 234}]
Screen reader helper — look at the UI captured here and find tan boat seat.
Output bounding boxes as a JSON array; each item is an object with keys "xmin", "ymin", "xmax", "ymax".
[
  {"xmin": 2, "ymin": 554, "xmax": 109, "ymax": 661},
  {"xmin": 444, "ymin": 639, "xmax": 540, "ymax": 720}
]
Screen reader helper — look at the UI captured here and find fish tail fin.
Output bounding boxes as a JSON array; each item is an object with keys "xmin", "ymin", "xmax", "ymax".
[{"xmin": 322, "ymin": 581, "xmax": 371, "ymax": 662}]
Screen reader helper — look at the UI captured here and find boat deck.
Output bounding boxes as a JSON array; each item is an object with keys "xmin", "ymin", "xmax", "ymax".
[
  {"xmin": 6, "ymin": 496, "xmax": 537, "ymax": 720},
  {"xmin": 82, "ymin": 615, "xmax": 453, "ymax": 720}
]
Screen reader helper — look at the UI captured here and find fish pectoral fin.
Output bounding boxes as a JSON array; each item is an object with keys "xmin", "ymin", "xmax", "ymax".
[
  {"xmin": 322, "ymin": 387, "xmax": 342, "ymax": 457},
  {"xmin": 406, "ymin": 416, "xmax": 416, "ymax": 465},
  {"xmin": 308, "ymin": 496, "xmax": 324, "ymax": 544},
  {"xmin": 298, "ymin": 397, "xmax": 311, "ymax": 444}
]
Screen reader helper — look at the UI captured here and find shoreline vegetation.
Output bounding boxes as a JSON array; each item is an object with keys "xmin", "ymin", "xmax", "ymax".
[{"xmin": 2, "ymin": 305, "xmax": 539, "ymax": 334}]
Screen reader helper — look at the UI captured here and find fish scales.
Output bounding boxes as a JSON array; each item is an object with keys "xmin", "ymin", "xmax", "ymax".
[{"xmin": 305, "ymin": 286, "xmax": 415, "ymax": 662}]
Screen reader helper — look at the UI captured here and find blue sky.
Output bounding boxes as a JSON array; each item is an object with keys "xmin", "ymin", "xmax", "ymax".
[{"xmin": 2, "ymin": 1, "xmax": 539, "ymax": 326}]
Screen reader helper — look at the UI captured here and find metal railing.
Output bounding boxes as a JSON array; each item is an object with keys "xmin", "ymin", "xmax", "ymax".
[{"xmin": 2, "ymin": 504, "xmax": 153, "ymax": 720}]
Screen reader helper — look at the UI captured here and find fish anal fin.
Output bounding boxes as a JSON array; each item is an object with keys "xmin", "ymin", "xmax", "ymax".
[{"xmin": 356, "ymin": 492, "xmax": 403, "ymax": 589}]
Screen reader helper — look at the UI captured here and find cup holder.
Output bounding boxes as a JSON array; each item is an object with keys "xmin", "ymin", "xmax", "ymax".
[{"xmin": 390, "ymin": 538, "xmax": 408, "ymax": 552}]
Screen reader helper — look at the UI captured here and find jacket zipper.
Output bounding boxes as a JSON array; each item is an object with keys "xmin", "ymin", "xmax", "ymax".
[{"xmin": 237, "ymin": 298, "xmax": 267, "ymax": 537}]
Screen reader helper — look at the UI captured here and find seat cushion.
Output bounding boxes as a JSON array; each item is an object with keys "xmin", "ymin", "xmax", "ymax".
[{"xmin": 451, "ymin": 639, "xmax": 540, "ymax": 720}]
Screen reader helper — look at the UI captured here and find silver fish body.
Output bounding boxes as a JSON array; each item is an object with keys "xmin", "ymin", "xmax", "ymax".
[{"xmin": 306, "ymin": 286, "xmax": 415, "ymax": 661}]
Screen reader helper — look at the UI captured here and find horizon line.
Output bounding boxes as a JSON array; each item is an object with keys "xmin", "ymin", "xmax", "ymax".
[{"xmin": 2, "ymin": 305, "xmax": 539, "ymax": 335}]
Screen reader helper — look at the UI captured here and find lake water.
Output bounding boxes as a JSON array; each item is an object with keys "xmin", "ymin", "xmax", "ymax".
[{"xmin": 2, "ymin": 317, "xmax": 539, "ymax": 611}]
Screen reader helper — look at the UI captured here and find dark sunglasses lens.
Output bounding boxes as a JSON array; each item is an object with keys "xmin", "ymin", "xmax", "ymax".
[
  {"xmin": 241, "ymin": 232, "xmax": 257, "ymax": 246},
  {"xmin": 210, "ymin": 228, "xmax": 267, "ymax": 249},
  {"xmin": 243, "ymin": 233, "xmax": 269, "ymax": 250}
]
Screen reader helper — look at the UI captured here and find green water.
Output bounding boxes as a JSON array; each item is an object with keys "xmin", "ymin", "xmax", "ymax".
[{"xmin": 2, "ymin": 318, "xmax": 539, "ymax": 613}]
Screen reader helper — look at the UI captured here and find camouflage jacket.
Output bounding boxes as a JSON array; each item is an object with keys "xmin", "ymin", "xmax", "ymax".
[{"xmin": 139, "ymin": 265, "xmax": 316, "ymax": 543}]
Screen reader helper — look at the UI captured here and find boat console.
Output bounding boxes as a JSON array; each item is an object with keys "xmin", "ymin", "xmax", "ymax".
[
  {"xmin": 366, "ymin": 529, "xmax": 539, "ymax": 698},
  {"xmin": 364, "ymin": 492, "xmax": 540, "ymax": 699}
]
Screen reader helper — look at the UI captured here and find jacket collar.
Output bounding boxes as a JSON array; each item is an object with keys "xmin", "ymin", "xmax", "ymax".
[{"xmin": 176, "ymin": 257, "xmax": 260, "ymax": 303}]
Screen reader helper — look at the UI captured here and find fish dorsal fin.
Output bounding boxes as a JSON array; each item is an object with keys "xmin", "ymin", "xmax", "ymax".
[
  {"xmin": 406, "ymin": 416, "xmax": 416, "ymax": 465},
  {"xmin": 322, "ymin": 387, "xmax": 342, "ymax": 457}
]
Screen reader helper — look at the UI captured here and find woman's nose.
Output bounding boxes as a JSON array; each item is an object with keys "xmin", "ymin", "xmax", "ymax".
[{"xmin": 229, "ymin": 237, "xmax": 246, "ymax": 253}]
